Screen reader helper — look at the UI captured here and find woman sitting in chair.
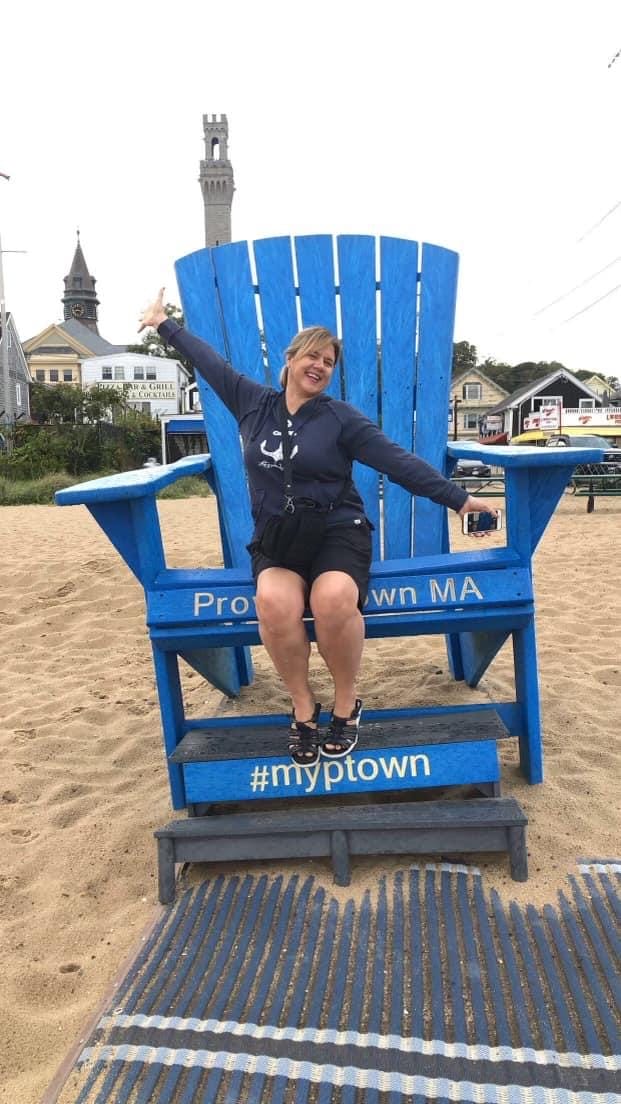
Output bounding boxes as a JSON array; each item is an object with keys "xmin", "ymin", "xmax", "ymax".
[{"xmin": 139, "ymin": 290, "xmax": 498, "ymax": 768}]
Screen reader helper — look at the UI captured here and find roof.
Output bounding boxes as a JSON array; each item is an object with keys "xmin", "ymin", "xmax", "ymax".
[
  {"xmin": 484, "ymin": 368, "xmax": 603, "ymax": 415},
  {"xmin": 59, "ymin": 319, "xmax": 125, "ymax": 355},
  {"xmin": 451, "ymin": 366, "xmax": 509, "ymax": 396},
  {"xmin": 64, "ymin": 236, "xmax": 96, "ymax": 292}
]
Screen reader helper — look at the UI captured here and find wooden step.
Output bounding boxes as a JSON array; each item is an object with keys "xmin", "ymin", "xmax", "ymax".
[
  {"xmin": 171, "ymin": 709, "xmax": 510, "ymax": 761},
  {"xmin": 155, "ymin": 796, "xmax": 528, "ymax": 903},
  {"xmin": 170, "ymin": 709, "xmax": 511, "ymax": 804}
]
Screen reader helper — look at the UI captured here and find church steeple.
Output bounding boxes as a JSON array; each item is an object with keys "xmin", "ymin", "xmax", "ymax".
[{"xmin": 62, "ymin": 231, "xmax": 100, "ymax": 333}]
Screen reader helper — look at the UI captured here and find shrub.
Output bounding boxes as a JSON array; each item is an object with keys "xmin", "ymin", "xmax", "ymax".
[
  {"xmin": 157, "ymin": 476, "xmax": 211, "ymax": 499},
  {"xmin": 0, "ymin": 417, "xmax": 162, "ymax": 480}
]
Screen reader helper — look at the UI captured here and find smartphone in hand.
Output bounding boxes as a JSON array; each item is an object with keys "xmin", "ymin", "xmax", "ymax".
[{"xmin": 462, "ymin": 509, "xmax": 503, "ymax": 535}]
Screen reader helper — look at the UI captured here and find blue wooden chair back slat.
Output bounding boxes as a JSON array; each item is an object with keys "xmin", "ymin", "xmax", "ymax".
[
  {"xmin": 211, "ymin": 242, "xmax": 266, "ymax": 384},
  {"xmin": 174, "ymin": 248, "xmax": 228, "ymax": 356},
  {"xmin": 413, "ymin": 243, "xmax": 459, "ymax": 556},
  {"xmin": 253, "ymin": 237, "xmax": 299, "ymax": 389},
  {"xmin": 379, "ymin": 236, "xmax": 419, "ymax": 559},
  {"xmin": 175, "ymin": 247, "xmax": 253, "ymax": 570},
  {"xmin": 294, "ymin": 235, "xmax": 340, "ymax": 399},
  {"xmin": 337, "ymin": 234, "xmax": 382, "ymax": 547}
]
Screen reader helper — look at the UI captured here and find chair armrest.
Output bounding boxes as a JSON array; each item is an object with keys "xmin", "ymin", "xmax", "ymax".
[
  {"xmin": 55, "ymin": 454, "xmax": 212, "ymax": 506},
  {"xmin": 447, "ymin": 443, "xmax": 605, "ymax": 468}
]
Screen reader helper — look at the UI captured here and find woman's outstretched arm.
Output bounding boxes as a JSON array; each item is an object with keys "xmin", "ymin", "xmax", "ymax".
[{"xmin": 138, "ymin": 288, "xmax": 268, "ymax": 417}]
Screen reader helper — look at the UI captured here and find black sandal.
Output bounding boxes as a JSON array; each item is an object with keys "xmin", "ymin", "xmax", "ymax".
[
  {"xmin": 288, "ymin": 702, "xmax": 321, "ymax": 766},
  {"xmin": 321, "ymin": 698, "xmax": 362, "ymax": 759}
]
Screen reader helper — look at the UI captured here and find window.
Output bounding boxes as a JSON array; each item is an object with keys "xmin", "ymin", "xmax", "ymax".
[
  {"xmin": 16, "ymin": 383, "xmax": 21, "ymax": 405},
  {"xmin": 463, "ymin": 382, "xmax": 482, "ymax": 400},
  {"xmin": 63, "ymin": 370, "xmax": 73, "ymax": 382},
  {"xmin": 114, "ymin": 366, "xmax": 125, "ymax": 380},
  {"xmin": 134, "ymin": 366, "xmax": 144, "ymax": 380},
  {"xmin": 579, "ymin": 398, "xmax": 595, "ymax": 409},
  {"xmin": 146, "ymin": 366, "xmax": 157, "ymax": 380},
  {"xmin": 50, "ymin": 369, "xmax": 59, "ymax": 382},
  {"xmin": 102, "ymin": 366, "xmax": 112, "ymax": 380},
  {"xmin": 463, "ymin": 413, "xmax": 479, "ymax": 430},
  {"xmin": 36, "ymin": 369, "xmax": 45, "ymax": 382},
  {"xmin": 534, "ymin": 395, "xmax": 561, "ymax": 410}
]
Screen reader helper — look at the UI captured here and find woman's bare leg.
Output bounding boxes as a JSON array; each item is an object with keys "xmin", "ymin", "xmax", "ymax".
[
  {"xmin": 255, "ymin": 567, "xmax": 316, "ymax": 721},
  {"xmin": 310, "ymin": 571, "xmax": 365, "ymax": 721}
]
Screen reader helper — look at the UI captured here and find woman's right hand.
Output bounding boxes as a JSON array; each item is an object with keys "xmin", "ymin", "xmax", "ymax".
[{"xmin": 138, "ymin": 288, "xmax": 168, "ymax": 333}]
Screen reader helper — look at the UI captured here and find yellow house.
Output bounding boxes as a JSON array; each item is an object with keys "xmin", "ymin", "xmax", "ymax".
[
  {"xmin": 22, "ymin": 320, "xmax": 124, "ymax": 388},
  {"xmin": 581, "ymin": 374, "xmax": 616, "ymax": 403},
  {"xmin": 449, "ymin": 368, "xmax": 509, "ymax": 441}
]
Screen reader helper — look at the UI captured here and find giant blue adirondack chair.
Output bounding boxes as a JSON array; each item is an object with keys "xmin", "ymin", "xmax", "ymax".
[{"xmin": 56, "ymin": 234, "xmax": 603, "ymax": 896}]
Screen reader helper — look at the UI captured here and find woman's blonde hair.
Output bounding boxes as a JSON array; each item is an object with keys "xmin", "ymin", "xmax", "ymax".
[{"xmin": 279, "ymin": 326, "xmax": 342, "ymax": 387}]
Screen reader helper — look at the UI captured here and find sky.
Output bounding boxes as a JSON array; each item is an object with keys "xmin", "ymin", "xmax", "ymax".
[{"xmin": 1, "ymin": 0, "xmax": 620, "ymax": 379}]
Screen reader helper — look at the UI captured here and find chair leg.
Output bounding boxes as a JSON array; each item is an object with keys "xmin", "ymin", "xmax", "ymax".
[
  {"xmin": 445, "ymin": 633, "xmax": 464, "ymax": 680},
  {"xmin": 513, "ymin": 622, "xmax": 543, "ymax": 784},
  {"xmin": 152, "ymin": 648, "xmax": 187, "ymax": 809}
]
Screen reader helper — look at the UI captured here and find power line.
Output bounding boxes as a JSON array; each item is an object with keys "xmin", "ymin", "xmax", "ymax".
[
  {"xmin": 576, "ymin": 199, "xmax": 621, "ymax": 243},
  {"xmin": 563, "ymin": 281, "xmax": 621, "ymax": 322},
  {"xmin": 534, "ymin": 255, "xmax": 621, "ymax": 316},
  {"xmin": 608, "ymin": 46, "xmax": 621, "ymax": 68}
]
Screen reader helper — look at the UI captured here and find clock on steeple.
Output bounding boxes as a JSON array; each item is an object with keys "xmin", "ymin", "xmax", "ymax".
[{"xmin": 62, "ymin": 230, "xmax": 100, "ymax": 334}]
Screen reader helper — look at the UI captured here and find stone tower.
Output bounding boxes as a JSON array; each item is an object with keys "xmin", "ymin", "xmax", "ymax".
[
  {"xmin": 199, "ymin": 114, "xmax": 235, "ymax": 247},
  {"xmin": 62, "ymin": 232, "xmax": 100, "ymax": 334}
]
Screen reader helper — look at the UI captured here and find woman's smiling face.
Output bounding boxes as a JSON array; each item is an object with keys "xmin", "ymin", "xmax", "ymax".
[{"xmin": 286, "ymin": 340, "xmax": 336, "ymax": 399}]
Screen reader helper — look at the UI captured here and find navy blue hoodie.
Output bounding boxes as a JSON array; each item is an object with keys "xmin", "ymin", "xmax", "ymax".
[{"xmin": 159, "ymin": 319, "xmax": 468, "ymax": 537}]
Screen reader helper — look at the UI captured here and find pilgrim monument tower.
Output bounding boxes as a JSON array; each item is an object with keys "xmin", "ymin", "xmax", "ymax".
[{"xmin": 199, "ymin": 114, "xmax": 235, "ymax": 247}]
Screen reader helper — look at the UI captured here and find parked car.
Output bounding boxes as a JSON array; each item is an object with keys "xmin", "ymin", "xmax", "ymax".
[
  {"xmin": 453, "ymin": 457, "xmax": 492, "ymax": 478},
  {"xmin": 544, "ymin": 435, "xmax": 621, "ymax": 475}
]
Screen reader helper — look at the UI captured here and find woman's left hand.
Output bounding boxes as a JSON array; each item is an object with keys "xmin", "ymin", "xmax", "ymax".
[
  {"xmin": 458, "ymin": 495, "xmax": 499, "ymax": 538},
  {"xmin": 138, "ymin": 288, "xmax": 168, "ymax": 333}
]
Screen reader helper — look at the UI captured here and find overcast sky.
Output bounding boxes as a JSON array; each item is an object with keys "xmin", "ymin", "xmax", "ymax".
[{"xmin": 1, "ymin": 0, "xmax": 620, "ymax": 377}]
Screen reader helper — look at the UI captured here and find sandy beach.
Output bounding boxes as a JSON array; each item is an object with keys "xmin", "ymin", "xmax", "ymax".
[{"xmin": 1, "ymin": 491, "xmax": 619, "ymax": 1103}]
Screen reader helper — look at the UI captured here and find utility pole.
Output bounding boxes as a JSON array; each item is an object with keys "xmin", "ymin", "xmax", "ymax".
[
  {"xmin": 0, "ymin": 171, "xmax": 12, "ymax": 427},
  {"xmin": 452, "ymin": 395, "xmax": 461, "ymax": 441},
  {"xmin": 0, "ymin": 173, "xmax": 26, "ymax": 428},
  {"xmin": 0, "ymin": 231, "xmax": 10, "ymax": 427}
]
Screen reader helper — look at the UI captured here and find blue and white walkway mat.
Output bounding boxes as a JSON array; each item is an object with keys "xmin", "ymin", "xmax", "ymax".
[{"xmin": 60, "ymin": 860, "xmax": 620, "ymax": 1103}]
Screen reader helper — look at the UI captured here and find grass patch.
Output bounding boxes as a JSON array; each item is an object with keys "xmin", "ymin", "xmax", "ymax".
[
  {"xmin": 157, "ymin": 476, "xmax": 212, "ymax": 499},
  {"xmin": 0, "ymin": 471, "xmax": 109, "ymax": 505},
  {"xmin": 0, "ymin": 471, "xmax": 211, "ymax": 505}
]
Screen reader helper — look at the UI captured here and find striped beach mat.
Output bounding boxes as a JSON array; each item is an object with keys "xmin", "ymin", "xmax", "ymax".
[{"xmin": 56, "ymin": 860, "xmax": 620, "ymax": 1103}]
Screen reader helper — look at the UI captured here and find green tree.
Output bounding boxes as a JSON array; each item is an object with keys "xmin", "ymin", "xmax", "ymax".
[
  {"xmin": 452, "ymin": 341, "xmax": 478, "ymax": 376},
  {"xmin": 82, "ymin": 383, "xmax": 127, "ymax": 423},
  {"xmin": 30, "ymin": 381, "xmax": 127, "ymax": 424}
]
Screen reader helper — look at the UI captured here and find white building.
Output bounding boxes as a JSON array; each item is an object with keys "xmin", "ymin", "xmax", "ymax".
[{"xmin": 81, "ymin": 353, "xmax": 191, "ymax": 419}]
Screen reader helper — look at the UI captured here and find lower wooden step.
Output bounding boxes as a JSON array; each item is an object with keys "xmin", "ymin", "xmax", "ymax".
[{"xmin": 154, "ymin": 796, "xmax": 528, "ymax": 904}]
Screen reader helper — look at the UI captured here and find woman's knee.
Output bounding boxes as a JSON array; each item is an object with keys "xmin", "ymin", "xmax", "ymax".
[
  {"xmin": 310, "ymin": 573, "xmax": 359, "ymax": 624},
  {"xmin": 255, "ymin": 570, "xmax": 307, "ymax": 629}
]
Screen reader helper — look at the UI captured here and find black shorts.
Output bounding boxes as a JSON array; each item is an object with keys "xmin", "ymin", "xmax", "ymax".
[{"xmin": 250, "ymin": 521, "xmax": 373, "ymax": 610}]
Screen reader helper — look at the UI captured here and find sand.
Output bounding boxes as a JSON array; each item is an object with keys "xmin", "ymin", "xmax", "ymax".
[{"xmin": 1, "ymin": 492, "xmax": 619, "ymax": 1102}]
